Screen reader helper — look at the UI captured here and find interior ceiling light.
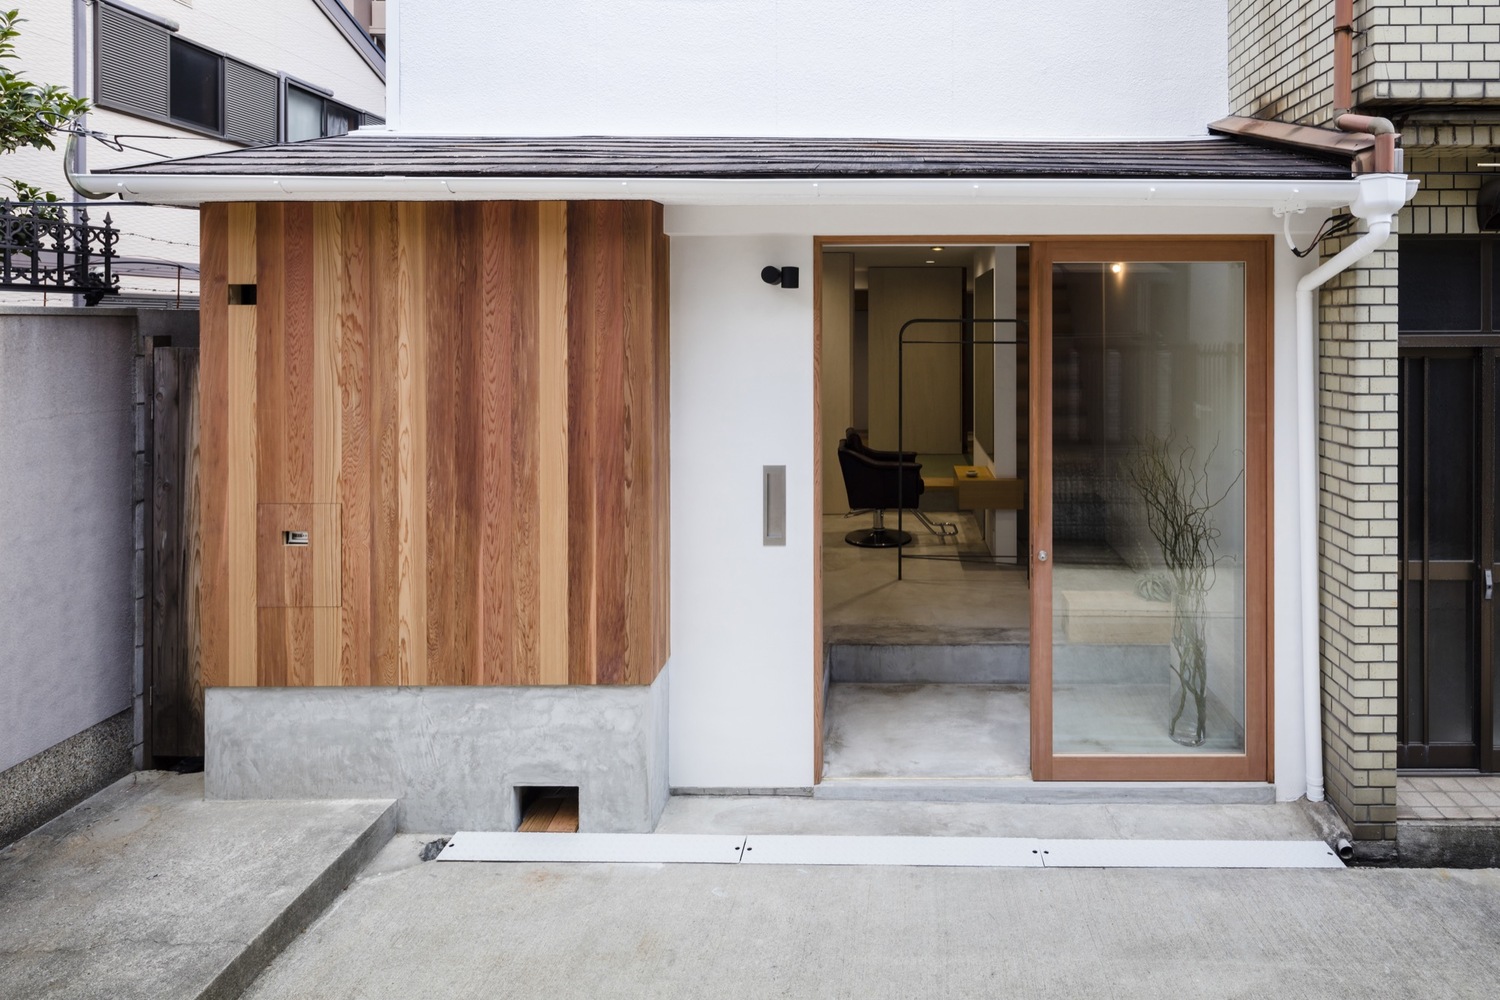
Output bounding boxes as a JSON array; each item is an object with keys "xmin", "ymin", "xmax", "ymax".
[
  {"xmin": 926, "ymin": 259, "xmax": 936, "ymax": 264},
  {"xmin": 1111, "ymin": 263, "xmax": 1124, "ymax": 274},
  {"xmin": 931, "ymin": 246, "xmax": 944, "ymax": 251}
]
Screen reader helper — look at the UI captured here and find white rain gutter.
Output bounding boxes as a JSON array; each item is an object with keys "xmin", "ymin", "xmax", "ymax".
[
  {"xmin": 66, "ymin": 172, "xmax": 1374, "ymax": 209},
  {"xmin": 1294, "ymin": 171, "xmax": 1414, "ymax": 802}
]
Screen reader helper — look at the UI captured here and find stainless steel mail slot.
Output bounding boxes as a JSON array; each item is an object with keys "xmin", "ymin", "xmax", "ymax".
[
  {"xmin": 283, "ymin": 530, "xmax": 310, "ymax": 546},
  {"xmin": 763, "ymin": 465, "xmax": 786, "ymax": 546}
]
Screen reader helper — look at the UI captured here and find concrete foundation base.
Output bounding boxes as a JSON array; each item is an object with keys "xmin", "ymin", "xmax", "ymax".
[
  {"xmin": 0, "ymin": 710, "xmax": 132, "ymax": 849},
  {"xmin": 206, "ymin": 670, "xmax": 669, "ymax": 833}
]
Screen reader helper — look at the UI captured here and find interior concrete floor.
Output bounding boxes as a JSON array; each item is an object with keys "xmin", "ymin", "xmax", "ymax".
[
  {"xmin": 823, "ymin": 511, "xmax": 1029, "ymax": 644},
  {"xmin": 823, "ymin": 683, "xmax": 1029, "ymax": 780}
]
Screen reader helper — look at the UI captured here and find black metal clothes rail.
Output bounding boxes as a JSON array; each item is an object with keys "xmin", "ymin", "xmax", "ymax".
[
  {"xmin": 0, "ymin": 202, "xmax": 120, "ymax": 305},
  {"xmin": 895, "ymin": 317, "xmax": 1023, "ymax": 581}
]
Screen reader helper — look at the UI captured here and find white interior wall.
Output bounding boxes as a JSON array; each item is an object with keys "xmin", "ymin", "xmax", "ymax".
[
  {"xmin": 666, "ymin": 202, "xmax": 1324, "ymax": 800},
  {"xmin": 396, "ymin": 0, "xmax": 1227, "ymax": 139}
]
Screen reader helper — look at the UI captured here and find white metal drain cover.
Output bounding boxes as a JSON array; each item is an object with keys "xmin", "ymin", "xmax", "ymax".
[
  {"xmin": 438, "ymin": 832, "xmax": 746, "ymax": 864},
  {"xmin": 437, "ymin": 833, "xmax": 1344, "ymax": 869}
]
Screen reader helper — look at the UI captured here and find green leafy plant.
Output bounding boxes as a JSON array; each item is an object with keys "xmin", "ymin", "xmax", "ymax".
[
  {"xmin": 0, "ymin": 9, "xmax": 90, "ymax": 201},
  {"xmin": 1126, "ymin": 435, "xmax": 1242, "ymax": 747}
]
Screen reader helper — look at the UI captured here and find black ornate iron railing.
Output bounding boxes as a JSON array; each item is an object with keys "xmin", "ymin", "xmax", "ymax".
[{"xmin": 0, "ymin": 201, "xmax": 120, "ymax": 305}]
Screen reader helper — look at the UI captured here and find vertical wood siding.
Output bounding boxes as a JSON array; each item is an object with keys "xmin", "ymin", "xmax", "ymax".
[{"xmin": 200, "ymin": 201, "xmax": 670, "ymax": 688}]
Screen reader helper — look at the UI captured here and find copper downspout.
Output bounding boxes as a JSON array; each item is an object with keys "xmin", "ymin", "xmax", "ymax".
[
  {"xmin": 1336, "ymin": 113, "xmax": 1400, "ymax": 173},
  {"xmin": 1334, "ymin": 0, "xmax": 1355, "ymax": 115}
]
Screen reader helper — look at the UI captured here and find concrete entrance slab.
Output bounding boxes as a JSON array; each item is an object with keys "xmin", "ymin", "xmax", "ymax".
[
  {"xmin": 0, "ymin": 771, "xmax": 395, "ymax": 1000},
  {"xmin": 657, "ymin": 795, "xmax": 1327, "ymax": 841},
  {"xmin": 239, "ymin": 835, "xmax": 1500, "ymax": 1000}
]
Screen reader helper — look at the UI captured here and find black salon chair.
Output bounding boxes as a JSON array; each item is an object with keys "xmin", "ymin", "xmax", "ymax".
[{"xmin": 837, "ymin": 429, "xmax": 955, "ymax": 547}]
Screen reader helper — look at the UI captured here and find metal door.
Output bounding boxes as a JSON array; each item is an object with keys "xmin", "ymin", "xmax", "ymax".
[{"xmin": 1398, "ymin": 237, "xmax": 1499, "ymax": 771}]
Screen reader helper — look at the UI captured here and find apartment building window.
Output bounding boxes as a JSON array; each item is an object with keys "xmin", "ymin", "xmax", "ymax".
[
  {"xmin": 95, "ymin": 1, "xmax": 369, "ymax": 147},
  {"xmin": 168, "ymin": 37, "xmax": 221, "ymax": 132},
  {"xmin": 285, "ymin": 84, "xmax": 358, "ymax": 142}
]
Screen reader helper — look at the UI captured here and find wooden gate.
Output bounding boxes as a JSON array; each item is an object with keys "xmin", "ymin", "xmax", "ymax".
[{"xmin": 148, "ymin": 345, "xmax": 203, "ymax": 759}]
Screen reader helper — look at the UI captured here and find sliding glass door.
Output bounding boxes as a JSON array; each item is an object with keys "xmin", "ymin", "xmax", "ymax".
[{"xmin": 1029, "ymin": 240, "xmax": 1271, "ymax": 781}]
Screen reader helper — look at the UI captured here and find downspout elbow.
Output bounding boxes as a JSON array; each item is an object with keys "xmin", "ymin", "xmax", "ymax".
[
  {"xmin": 63, "ymin": 133, "xmax": 118, "ymax": 201},
  {"xmin": 1336, "ymin": 114, "xmax": 1401, "ymax": 174}
]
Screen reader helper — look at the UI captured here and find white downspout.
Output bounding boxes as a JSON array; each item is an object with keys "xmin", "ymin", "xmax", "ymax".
[{"xmin": 1295, "ymin": 172, "xmax": 1412, "ymax": 802}]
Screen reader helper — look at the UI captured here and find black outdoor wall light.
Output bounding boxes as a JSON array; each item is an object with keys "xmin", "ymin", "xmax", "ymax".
[{"xmin": 761, "ymin": 265, "xmax": 800, "ymax": 289}]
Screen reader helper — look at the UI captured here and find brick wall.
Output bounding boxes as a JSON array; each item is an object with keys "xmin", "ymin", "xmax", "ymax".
[
  {"xmin": 1355, "ymin": 1, "xmax": 1500, "ymax": 105},
  {"xmin": 1229, "ymin": 0, "xmax": 1334, "ymax": 124},
  {"xmin": 1316, "ymin": 235, "xmax": 1401, "ymax": 845},
  {"xmin": 1403, "ymin": 149, "xmax": 1488, "ymax": 235}
]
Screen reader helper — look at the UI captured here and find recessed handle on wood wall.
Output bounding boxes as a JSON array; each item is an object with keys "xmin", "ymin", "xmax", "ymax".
[{"xmin": 283, "ymin": 530, "xmax": 310, "ymax": 546}]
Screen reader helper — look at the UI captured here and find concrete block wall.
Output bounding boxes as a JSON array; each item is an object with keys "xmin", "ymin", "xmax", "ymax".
[
  {"xmin": 1354, "ymin": 1, "xmax": 1500, "ymax": 105},
  {"xmin": 1316, "ymin": 233, "xmax": 1401, "ymax": 846},
  {"xmin": 1229, "ymin": 0, "xmax": 1334, "ymax": 125}
]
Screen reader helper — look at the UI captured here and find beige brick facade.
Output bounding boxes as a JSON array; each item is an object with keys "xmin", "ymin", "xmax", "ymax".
[
  {"xmin": 1230, "ymin": 0, "xmax": 1334, "ymax": 124},
  {"xmin": 1355, "ymin": 1, "xmax": 1500, "ymax": 106},
  {"xmin": 1316, "ymin": 234, "xmax": 1401, "ymax": 843}
]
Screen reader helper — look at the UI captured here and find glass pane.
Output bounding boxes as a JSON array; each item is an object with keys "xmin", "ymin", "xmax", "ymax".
[
  {"xmin": 1427, "ymin": 580, "xmax": 1476, "ymax": 746},
  {"xmin": 1402, "ymin": 578, "xmax": 1423, "ymax": 744},
  {"xmin": 324, "ymin": 103, "xmax": 356, "ymax": 138},
  {"xmin": 1426, "ymin": 358, "xmax": 1475, "ymax": 561},
  {"xmin": 169, "ymin": 38, "xmax": 221, "ymax": 132},
  {"xmin": 1051, "ymin": 261, "xmax": 1247, "ymax": 755},
  {"xmin": 287, "ymin": 87, "xmax": 324, "ymax": 142},
  {"xmin": 1400, "ymin": 357, "xmax": 1425, "ymax": 561},
  {"xmin": 1400, "ymin": 240, "xmax": 1481, "ymax": 332}
]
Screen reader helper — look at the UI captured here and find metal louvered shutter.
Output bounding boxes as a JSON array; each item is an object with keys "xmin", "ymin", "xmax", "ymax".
[
  {"xmin": 224, "ymin": 60, "xmax": 278, "ymax": 145},
  {"xmin": 358, "ymin": 112, "xmax": 386, "ymax": 129},
  {"xmin": 96, "ymin": 3, "xmax": 169, "ymax": 119}
]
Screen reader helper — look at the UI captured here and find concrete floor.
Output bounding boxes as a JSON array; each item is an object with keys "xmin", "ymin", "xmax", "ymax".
[
  {"xmin": 656, "ymin": 795, "xmax": 1329, "ymax": 841},
  {"xmin": 823, "ymin": 683, "xmax": 1029, "ymax": 779},
  {"xmin": 240, "ymin": 834, "xmax": 1500, "ymax": 1000},
  {"xmin": 823, "ymin": 511, "xmax": 1029, "ymax": 644},
  {"xmin": 0, "ymin": 771, "xmax": 395, "ymax": 1000}
]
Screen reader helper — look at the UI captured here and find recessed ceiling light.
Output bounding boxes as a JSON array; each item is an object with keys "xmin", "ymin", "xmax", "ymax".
[
  {"xmin": 926, "ymin": 259, "xmax": 936, "ymax": 264},
  {"xmin": 931, "ymin": 246, "xmax": 944, "ymax": 251},
  {"xmin": 1110, "ymin": 263, "xmax": 1124, "ymax": 274}
]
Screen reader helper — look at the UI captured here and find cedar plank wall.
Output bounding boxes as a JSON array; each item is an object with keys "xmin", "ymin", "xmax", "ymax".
[{"xmin": 199, "ymin": 201, "xmax": 669, "ymax": 688}]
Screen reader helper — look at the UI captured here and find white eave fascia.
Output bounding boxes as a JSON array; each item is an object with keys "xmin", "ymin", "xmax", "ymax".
[{"xmin": 73, "ymin": 172, "xmax": 1374, "ymax": 210}]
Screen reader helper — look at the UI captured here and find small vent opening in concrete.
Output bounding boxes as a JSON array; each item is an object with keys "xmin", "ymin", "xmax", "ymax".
[{"xmin": 516, "ymin": 786, "xmax": 579, "ymax": 832}]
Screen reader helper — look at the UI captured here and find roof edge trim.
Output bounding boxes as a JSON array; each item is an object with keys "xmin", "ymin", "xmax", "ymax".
[
  {"xmin": 1210, "ymin": 116, "xmax": 1377, "ymax": 165},
  {"xmin": 69, "ymin": 172, "xmax": 1371, "ymax": 210}
]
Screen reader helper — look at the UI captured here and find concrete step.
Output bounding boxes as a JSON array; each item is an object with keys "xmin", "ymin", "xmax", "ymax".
[
  {"xmin": 0, "ymin": 771, "xmax": 396, "ymax": 1000},
  {"xmin": 813, "ymin": 778, "xmax": 1277, "ymax": 806},
  {"xmin": 829, "ymin": 642, "xmax": 1028, "ymax": 683},
  {"xmin": 828, "ymin": 641, "xmax": 1176, "ymax": 685},
  {"xmin": 1397, "ymin": 820, "xmax": 1500, "ymax": 868}
]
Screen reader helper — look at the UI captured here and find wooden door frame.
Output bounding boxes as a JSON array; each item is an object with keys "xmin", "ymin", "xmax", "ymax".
[
  {"xmin": 1032, "ymin": 237, "xmax": 1274, "ymax": 782},
  {"xmin": 811, "ymin": 234, "xmax": 1274, "ymax": 786}
]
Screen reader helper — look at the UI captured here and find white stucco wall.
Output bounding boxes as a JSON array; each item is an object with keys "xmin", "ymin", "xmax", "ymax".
[
  {"xmin": 2, "ymin": 1, "xmax": 383, "ymax": 304},
  {"xmin": 393, "ymin": 0, "xmax": 1229, "ymax": 139},
  {"xmin": 0, "ymin": 311, "xmax": 135, "ymax": 772},
  {"xmin": 666, "ymin": 202, "xmax": 1324, "ymax": 801}
]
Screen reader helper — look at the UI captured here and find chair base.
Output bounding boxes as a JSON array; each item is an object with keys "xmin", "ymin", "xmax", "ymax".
[{"xmin": 845, "ymin": 527, "xmax": 913, "ymax": 548}]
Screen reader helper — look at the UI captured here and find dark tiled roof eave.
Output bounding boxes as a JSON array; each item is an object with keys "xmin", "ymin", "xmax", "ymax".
[{"xmin": 103, "ymin": 134, "xmax": 1355, "ymax": 182}]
